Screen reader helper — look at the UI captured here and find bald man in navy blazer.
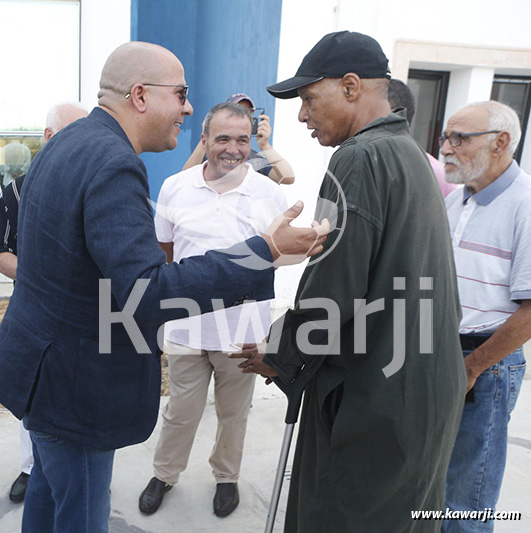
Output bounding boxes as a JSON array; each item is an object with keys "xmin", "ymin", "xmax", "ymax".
[{"xmin": 0, "ymin": 42, "xmax": 328, "ymax": 532}]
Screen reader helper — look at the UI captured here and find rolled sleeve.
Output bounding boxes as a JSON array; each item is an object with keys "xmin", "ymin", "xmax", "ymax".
[{"xmin": 510, "ymin": 215, "xmax": 531, "ymax": 303}]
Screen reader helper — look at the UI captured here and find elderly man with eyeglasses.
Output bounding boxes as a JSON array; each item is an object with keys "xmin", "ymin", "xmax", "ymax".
[{"xmin": 440, "ymin": 101, "xmax": 531, "ymax": 532}]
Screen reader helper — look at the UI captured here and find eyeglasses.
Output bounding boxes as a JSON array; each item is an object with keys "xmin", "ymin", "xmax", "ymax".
[
  {"xmin": 125, "ymin": 83, "xmax": 189, "ymax": 104},
  {"xmin": 438, "ymin": 130, "xmax": 500, "ymax": 148}
]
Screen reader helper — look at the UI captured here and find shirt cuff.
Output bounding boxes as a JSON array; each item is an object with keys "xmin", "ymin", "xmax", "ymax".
[{"xmin": 511, "ymin": 290, "xmax": 531, "ymax": 302}]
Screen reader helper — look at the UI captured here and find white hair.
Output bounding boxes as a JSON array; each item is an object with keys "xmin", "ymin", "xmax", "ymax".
[
  {"xmin": 465, "ymin": 101, "xmax": 521, "ymax": 156},
  {"xmin": 45, "ymin": 102, "xmax": 87, "ymax": 134}
]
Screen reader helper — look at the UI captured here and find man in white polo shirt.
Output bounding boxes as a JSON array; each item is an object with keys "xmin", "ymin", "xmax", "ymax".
[
  {"xmin": 441, "ymin": 100, "xmax": 531, "ymax": 532},
  {"xmin": 138, "ymin": 102, "xmax": 287, "ymax": 518}
]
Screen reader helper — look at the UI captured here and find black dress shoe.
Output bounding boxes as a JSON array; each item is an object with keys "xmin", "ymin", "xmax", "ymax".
[
  {"xmin": 138, "ymin": 477, "xmax": 172, "ymax": 515},
  {"xmin": 213, "ymin": 482, "xmax": 239, "ymax": 517},
  {"xmin": 9, "ymin": 472, "xmax": 30, "ymax": 503}
]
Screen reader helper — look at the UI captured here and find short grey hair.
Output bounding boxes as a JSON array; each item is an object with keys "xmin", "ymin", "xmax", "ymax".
[
  {"xmin": 466, "ymin": 101, "xmax": 522, "ymax": 156},
  {"xmin": 45, "ymin": 102, "xmax": 87, "ymax": 134},
  {"xmin": 203, "ymin": 102, "xmax": 252, "ymax": 137}
]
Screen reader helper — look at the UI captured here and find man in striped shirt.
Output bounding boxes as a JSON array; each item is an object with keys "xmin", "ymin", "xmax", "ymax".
[
  {"xmin": 441, "ymin": 100, "xmax": 531, "ymax": 532},
  {"xmin": 0, "ymin": 102, "xmax": 87, "ymax": 503}
]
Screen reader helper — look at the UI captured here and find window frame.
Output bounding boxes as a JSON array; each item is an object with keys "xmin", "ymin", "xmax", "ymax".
[
  {"xmin": 407, "ymin": 69, "xmax": 450, "ymax": 158},
  {"xmin": 490, "ymin": 75, "xmax": 531, "ymax": 164}
]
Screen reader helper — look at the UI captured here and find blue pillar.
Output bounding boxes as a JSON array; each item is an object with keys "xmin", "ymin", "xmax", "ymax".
[{"xmin": 131, "ymin": 0, "xmax": 283, "ymax": 199}]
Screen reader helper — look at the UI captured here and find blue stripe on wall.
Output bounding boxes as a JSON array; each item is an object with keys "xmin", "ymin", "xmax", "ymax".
[{"xmin": 131, "ymin": 0, "xmax": 283, "ymax": 201}]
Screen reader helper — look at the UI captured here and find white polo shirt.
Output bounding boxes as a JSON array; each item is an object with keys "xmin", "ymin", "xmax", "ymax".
[
  {"xmin": 445, "ymin": 161, "xmax": 531, "ymax": 334},
  {"xmin": 154, "ymin": 162, "xmax": 287, "ymax": 351}
]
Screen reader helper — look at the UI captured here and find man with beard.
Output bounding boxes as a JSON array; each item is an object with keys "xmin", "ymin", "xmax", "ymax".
[
  {"xmin": 441, "ymin": 101, "xmax": 531, "ymax": 532},
  {"xmin": 231, "ymin": 31, "xmax": 467, "ymax": 532}
]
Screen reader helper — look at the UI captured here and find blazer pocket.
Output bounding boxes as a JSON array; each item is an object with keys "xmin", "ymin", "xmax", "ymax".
[{"xmin": 74, "ymin": 338, "xmax": 147, "ymax": 431}]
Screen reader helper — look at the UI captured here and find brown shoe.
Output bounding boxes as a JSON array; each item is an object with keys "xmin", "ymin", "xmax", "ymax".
[
  {"xmin": 213, "ymin": 482, "xmax": 239, "ymax": 517},
  {"xmin": 138, "ymin": 477, "xmax": 172, "ymax": 515}
]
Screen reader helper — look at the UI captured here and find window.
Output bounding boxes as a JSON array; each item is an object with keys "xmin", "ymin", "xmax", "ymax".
[
  {"xmin": 491, "ymin": 76, "xmax": 531, "ymax": 163},
  {"xmin": 0, "ymin": 0, "xmax": 80, "ymax": 189},
  {"xmin": 407, "ymin": 70, "xmax": 450, "ymax": 157}
]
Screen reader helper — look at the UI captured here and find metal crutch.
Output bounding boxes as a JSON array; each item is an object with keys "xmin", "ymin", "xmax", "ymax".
[{"xmin": 264, "ymin": 354, "xmax": 325, "ymax": 533}]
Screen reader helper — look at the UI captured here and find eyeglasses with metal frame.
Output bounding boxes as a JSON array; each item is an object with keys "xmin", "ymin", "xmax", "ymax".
[
  {"xmin": 438, "ymin": 130, "xmax": 501, "ymax": 148},
  {"xmin": 125, "ymin": 83, "xmax": 189, "ymax": 104}
]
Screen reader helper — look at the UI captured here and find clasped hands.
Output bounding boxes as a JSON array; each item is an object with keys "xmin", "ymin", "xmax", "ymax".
[{"xmin": 228, "ymin": 339, "xmax": 277, "ymax": 384}]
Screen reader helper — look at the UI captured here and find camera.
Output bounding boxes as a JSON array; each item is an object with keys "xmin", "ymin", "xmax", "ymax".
[{"xmin": 252, "ymin": 108, "xmax": 265, "ymax": 136}]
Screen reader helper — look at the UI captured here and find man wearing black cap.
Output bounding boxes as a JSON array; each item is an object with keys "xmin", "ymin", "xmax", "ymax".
[{"xmin": 233, "ymin": 31, "xmax": 467, "ymax": 532}]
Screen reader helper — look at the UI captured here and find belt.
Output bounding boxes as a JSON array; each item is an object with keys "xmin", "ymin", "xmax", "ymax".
[{"xmin": 459, "ymin": 334, "xmax": 491, "ymax": 351}]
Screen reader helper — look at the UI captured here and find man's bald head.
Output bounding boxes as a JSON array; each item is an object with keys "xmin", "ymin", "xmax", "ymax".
[
  {"xmin": 96, "ymin": 41, "xmax": 192, "ymax": 154},
  {"xmin": 98, "ymin": 41, "xmax": 183, "ymax": 106}
]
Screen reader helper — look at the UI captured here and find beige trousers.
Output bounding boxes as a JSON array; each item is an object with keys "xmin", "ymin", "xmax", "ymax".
[{"xmin": 153, "ymin": 341, "xmax": 256, "ymax": 484}]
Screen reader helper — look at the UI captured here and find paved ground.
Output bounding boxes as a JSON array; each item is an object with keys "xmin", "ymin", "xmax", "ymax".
[
  {"xmin": 0, "ymin": 282, "xmax": 13, "ymax": 299},
  {"xmin": 0, "ymin": 379, "xmax": 294, "ymax": 533},
  {"xmin": 0, "ymin": 316, "xmax": 529, "ymax": 531}
]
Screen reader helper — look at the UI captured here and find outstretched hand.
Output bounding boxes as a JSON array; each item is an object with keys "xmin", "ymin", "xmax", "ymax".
[{"xmin": 262, "ymin": 201, "xmax": 329, "ymax": 266}]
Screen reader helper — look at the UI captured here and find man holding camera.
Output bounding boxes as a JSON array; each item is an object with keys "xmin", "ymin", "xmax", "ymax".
[
  {"xmin": 139, "ymin": 101, "xmax": 288, "ymax": 518},
  {"xmin": 183, "ymin": 93, "xmax": 295, "ymax": 184}
]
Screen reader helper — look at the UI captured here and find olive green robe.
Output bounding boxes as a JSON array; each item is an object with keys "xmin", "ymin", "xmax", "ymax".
[{"xmin": 264, "ymin": 113, "xmax": 467, "ymax": 533}]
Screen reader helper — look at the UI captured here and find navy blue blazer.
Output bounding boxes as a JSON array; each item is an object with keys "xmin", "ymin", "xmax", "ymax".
[{"xmin": 0, "ymin": 108, "xmax": 274, "ymax": 450}]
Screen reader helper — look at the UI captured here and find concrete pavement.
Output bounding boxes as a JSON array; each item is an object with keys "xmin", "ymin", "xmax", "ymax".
[
  {"xmin": 1, "ymin": 349, "xmax": 530, "ymax": 532},
  {"xmin": 0, "ymin": 282, "xmax": 13, "ymax": 299}
]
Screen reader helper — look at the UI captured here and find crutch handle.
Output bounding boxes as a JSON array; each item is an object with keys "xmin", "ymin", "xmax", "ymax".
[{"xmin": 270, "ymin": 354, "xmax": 326, "ymax": 424}]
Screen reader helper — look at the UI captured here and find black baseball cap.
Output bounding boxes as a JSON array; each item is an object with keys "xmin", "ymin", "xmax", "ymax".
[{"xmin": 267, "ymin": 31, "xmax": 390, "ymax": 99}]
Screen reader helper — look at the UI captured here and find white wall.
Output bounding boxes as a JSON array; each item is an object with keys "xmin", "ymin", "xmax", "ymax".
[
  {"xmin": 334, "ymin": 0, "xmax": 531, "ymax": 52},
  {"xmin": 271, "ymin": 0, "xmax": 339, "ymax": 305},
  {"xmin": 445, "ymin": 67, "xmax": 495, "ymax": 123},
  {"xmin": 80, "ymin": 0, "xmax": 131, "ymax": 110},
  {"xmin": 272, "ymin": 0, "xmax": 531, "ymax": 306}
]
